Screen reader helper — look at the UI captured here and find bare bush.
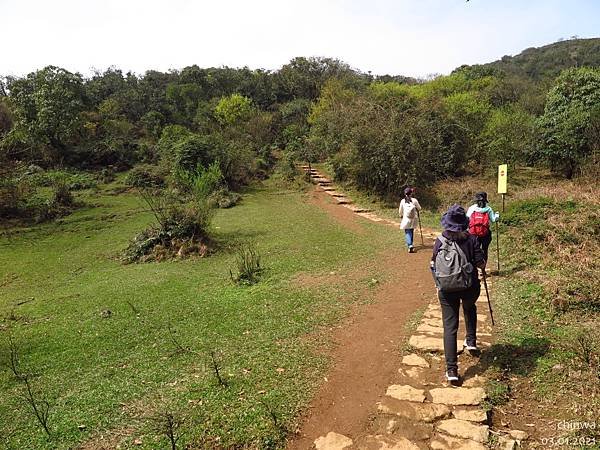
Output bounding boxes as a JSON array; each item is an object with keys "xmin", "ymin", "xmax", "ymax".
[{"xmin": 5, "ymin": 336, "xmax": 52, "ymax": 437}]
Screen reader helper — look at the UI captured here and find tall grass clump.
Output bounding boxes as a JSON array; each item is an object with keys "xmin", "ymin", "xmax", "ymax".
[
  {"xmin": 124, "ymin": 163, "xmax": 224, "ymax": 262},
  {"xmin": 229, "ymin": 242, "xmax": 263, "ymax": 285}
]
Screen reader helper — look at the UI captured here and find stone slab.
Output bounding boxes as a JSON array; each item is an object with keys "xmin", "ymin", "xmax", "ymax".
[
  {"xmin": 430, "ymin": 387, "xmax": 486, "ymax": 406},
  {"xmin": 385, "ymin": 385, "xmax": 426, "ymax": 402},
  {"xmin": 314, "ymin": 432, "xmax": 353, "ymax": 450},
  {"xmin": 430, "ymin": 433, "xmax": 486, "ymax": 450},
  {"xmin": 508, "ymin": 429, "xmax": 529, "ymax": 441},
  {"xmin": 415, "ymin": 323, "xmax": 445, "ymax": 334},
  {"xmin": 462, "ymin": 376, "xmax": 487, "ymax": 388},
  {"xmin": 401, "ymin": 354, "xmax": 430, "ymax": 368},
  {"xmin": 436, "ymin": 419, "xmax": 489, "ymax": 443},
  {"xmin": 498, "ymin": 436, "xmax": 517, "ymax": 450},
  {"xmin": 378, "ymin": 397, "xmax": 450, "ymax": 423},
  {"xmin": 408, "ymin": 335, "xmax": 462, "ymax": 353},
  {"xmin": 452, "ymin": 408, "xmax": 487, "ymax": 422},
  {"xmin": 420, "ymin": 318, "xmax": 443, "ymax": 327},
  {"xmin": 360, "ymin": 434, "xmax": 420, "ymax": 450},
  {"xmin": 398, "ymin": 366, "xmax": 427, "ymax": 380}
]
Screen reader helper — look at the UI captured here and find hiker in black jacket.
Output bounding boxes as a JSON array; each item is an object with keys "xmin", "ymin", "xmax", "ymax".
[{"xmin": 431, "ymin": 204, "xmax": 486, "ymax": 382}]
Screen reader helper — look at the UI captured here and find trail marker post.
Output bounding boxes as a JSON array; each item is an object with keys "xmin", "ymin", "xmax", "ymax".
[
  {"xmin": 496, "ymin": 164, "xmax": 508, "ymax": 273},
  {"xmin": 498, "ymin": 164, "xmax": 507, "ymax": 212}
]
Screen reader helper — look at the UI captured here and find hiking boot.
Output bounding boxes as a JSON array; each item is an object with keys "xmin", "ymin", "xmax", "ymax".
[
  {"xmin": 463, "ymin": 340, "xmax": 478, "ymax": 351},
  {"xmin": 446, "ymin": 368, "xmax": 459, "ymax": 382}
]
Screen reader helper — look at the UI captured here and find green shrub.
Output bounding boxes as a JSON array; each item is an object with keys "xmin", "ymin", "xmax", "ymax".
[
  {"xmin": 97, "ymin": 167, "xmax": 116, "ymax": 184},
  {"xmin": 172, "ymin": 135, "xmax": 222, "ymax": 173},
  {"xmin": 329, "ymin": 147, "xmax": 354, "ymax": 182},
  {"xmin": 0, "ymin": 171, "xmax": 33, "ymax": 218},
  {"xmin": 275, "ymin": 152, "xmax": 299, "ymax": 182},
  {"xmin": 51, "ymin": 175, "xmax": 74, "ymax": 206},
  {"xmin": 125, "ymin": 164, "xmax": 166, "ymax": 188},
  {"xmin": 209, "ymin": 188, "xmax": 241, "ymax": 209},
  {"xmin": 174, "ymin": 162, "xmax": 224, "ymax": 201},
  {"xmin": 28, "ymin": 170, "xmax": 97, "ymax": 190},
  {"xmin": 157, "ymin": 125, "xmax": 192, "ymax": 160}
]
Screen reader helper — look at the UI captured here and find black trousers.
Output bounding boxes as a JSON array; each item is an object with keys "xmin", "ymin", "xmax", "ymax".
[
  {"xmin": 477, "ymin": 231, "xmax": 492, "ymax": 262},
  {"xmin": 438, "ymin": 285, "xmax": 480, "ymax": 371}
]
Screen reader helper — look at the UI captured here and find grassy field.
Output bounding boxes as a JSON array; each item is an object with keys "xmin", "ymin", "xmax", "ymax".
[{"xmin": 0, "ymin": 179, "xmax": 401, "ymax": 449}]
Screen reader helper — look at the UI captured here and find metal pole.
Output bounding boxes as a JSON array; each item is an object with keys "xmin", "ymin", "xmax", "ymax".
[
  {"xmin": 481, "ymin": 269, "xmax": 495, "ymax": 326},
  {"xmin": 502, "ymin": 193, "xmax": 505, "ymax": 213}
]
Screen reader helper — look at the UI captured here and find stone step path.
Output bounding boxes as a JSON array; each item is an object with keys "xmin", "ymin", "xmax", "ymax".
[
  {"xmin": 301, "ymin": 166, "xmax": 439, "ymax": 237},
  {"xmin": 312, "ymin": 276, "xmax": 528, "ymax": 449}
]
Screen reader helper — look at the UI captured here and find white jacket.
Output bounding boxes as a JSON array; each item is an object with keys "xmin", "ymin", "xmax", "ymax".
[{"xmin": 398, "ymin": 198, "xmax": 422, "ymax": 229}]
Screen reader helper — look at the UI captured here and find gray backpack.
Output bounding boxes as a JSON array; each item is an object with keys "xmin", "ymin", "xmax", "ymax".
[{"xmin": 433, "ymin": 236, "xmax": 474, "ymax": 292}]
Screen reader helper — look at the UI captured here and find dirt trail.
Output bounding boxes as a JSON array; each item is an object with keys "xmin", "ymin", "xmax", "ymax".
[
  {"xmin": 288, "ymin": 229, "xmax": 435, "ymax": 449},
  {"xmin": 289, "ymin": 169, "xmax": 526, "ymax": 449},
  {"xmin": 288, "ymin": 169, "xmax": 435, "ymax": 448}
]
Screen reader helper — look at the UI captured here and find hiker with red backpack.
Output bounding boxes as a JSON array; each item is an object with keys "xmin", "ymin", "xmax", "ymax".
[
  {"xmin": 398, "ymin": 187, "xmax": 422, "ymax": 253},
  {"xmin": 431, "ymin": 205, "xmax": 486, "ymax": 382},
  {"xmin": 466, "ymin": 192, "xmax": 499, "ymax": 262}
]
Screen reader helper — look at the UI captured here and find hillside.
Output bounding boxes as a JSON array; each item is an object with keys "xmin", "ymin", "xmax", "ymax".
[{"xmin": 455, "ymin": 37, "xmax": 600, "ymax": 79}]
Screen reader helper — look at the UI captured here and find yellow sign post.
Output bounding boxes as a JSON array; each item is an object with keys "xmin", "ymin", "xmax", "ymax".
[
  {"xmin": 498, "ymin": 164, "xmax": 507, "ymax": 211},
  {"xmin": 496, "ymin": 164, "xmax": 508, "ymax": 274}
]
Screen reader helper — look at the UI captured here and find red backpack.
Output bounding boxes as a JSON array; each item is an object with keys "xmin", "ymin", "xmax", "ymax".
[{"xmin": 469, "ymin": 211, "xmax": 490, "ymax": 237}]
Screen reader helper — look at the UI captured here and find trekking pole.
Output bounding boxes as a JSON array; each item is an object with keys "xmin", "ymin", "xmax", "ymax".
[
  {"xmin": 481, "ymin": 269, "xmax": 495, "ymax": 326},
  {"xmin": 495, "ymin": 220, "xmax": 500, "ymax": 273},
  {"xmin": 416, "ymin": 209, "xmax": 424, "ymax": 246}
]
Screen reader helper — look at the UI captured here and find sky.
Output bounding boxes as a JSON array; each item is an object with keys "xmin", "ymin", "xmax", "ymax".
[{"xmin": 1, "ymin": 0, "xmax": 599, "ymax": 78}]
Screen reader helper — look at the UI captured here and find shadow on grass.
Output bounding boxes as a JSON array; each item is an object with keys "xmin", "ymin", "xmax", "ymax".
[{"xmin": 464, "ymin": 337, "xmax": 551, "ymax": 379}]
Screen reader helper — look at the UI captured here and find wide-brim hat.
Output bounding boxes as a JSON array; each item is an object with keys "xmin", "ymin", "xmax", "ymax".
[{"xmin": 441, "ymin": 204, "xmax": 469, "ymax": 232}]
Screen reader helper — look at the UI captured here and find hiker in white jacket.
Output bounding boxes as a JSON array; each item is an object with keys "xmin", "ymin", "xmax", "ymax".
[{"xmin": 398, "ymin": 187, "xmax": 422, "ymax": 253}]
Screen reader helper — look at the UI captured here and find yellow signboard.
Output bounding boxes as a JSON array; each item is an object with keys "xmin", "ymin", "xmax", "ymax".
[{"xmin": 498, "ymin": 164, "xmax": 508, "ymax": 194}]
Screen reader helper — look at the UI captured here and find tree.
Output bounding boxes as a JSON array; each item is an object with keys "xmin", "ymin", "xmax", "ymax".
[
  {"xmin": 166, "ymin": 83, "xmax": 203, "ymax": 125},
  {"xmin": 8, "ymin": 66, "xmax": 85, "ymax": 163},
  {"xmin": 214, "ymin": 94, "xmax": 253, "ymax": 126},
  {"xmin": 537, "ymin": 67, "xmax": 600, "ymax": 178},
  {"xmin": 443, "ymin": 91, "xmax": 491, "ymax": 162},
  {"xmin": 276, "ymin": 57, "xmax": 364, "ymax": 102},
  {"xmin": 140, "ymin": 110, "xmax": 165, "ymax": 140},
  {"xmin": 479, "ymin": 106, "xmax": 536, "ymax": 166},
  {"xmin": 0, "ymin": 99, "xmax": 13, "ymax": 137}
]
